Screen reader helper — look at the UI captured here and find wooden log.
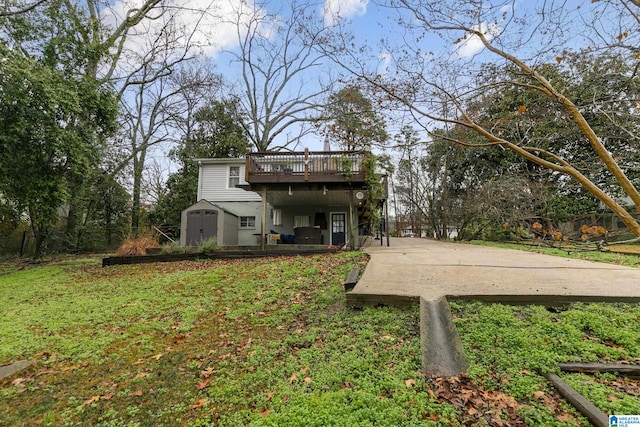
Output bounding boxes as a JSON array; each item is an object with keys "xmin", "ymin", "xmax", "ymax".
[
  {"xmin": 559, "ymin": 362, "xmax": 640, "ymax": 376},
  {"xmin": 542, "ymin": 372, "xmax": 608, "ymax": 427}
]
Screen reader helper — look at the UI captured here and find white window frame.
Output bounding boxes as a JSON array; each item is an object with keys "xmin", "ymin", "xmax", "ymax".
[
  {"xmin": 228, "ymin": 166, "xmax": 240, "ymax": 188},
  {"xmin": 239, "ymin": 216, "xmax": 256, "ymax": 229}
]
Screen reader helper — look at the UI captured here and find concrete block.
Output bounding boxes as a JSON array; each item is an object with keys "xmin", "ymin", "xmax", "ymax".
[{"xmin": 420, "ymin": 296, "xmax": 468, "ymax": 377}]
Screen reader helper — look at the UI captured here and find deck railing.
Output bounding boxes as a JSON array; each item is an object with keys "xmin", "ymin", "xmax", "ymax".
[{"xmin": 245, "ymin": 150, "xmax": 368, "ymax": 183}]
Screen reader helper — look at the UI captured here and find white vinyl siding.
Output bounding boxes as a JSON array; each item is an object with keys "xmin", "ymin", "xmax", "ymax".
[{"xmin": 199, "ymin": 163, "xmax": 261, "ymax": 202}]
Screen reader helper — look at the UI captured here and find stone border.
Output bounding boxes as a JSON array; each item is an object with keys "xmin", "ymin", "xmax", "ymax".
[{"xmin": 0, "ymin": 361, "xmax": 32, "ymax": 381}]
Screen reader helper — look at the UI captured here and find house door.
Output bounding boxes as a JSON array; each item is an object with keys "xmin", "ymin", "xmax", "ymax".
[
  {"xmin": 331, "ymin": 212, "xmax": 346, "ymax": 246},
  {"xmin": 186, "ymin": 209, "xmax": 218, "ymax": 246}
]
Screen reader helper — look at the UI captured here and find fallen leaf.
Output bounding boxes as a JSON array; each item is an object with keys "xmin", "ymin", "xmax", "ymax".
[
  {"xmin": 289, "ymin": 373, "xmax": 298, "ymax": 384},
  {"xmin": 260, "ymin": 409, "xmax": 272, "ymax": 417},
  {"xmin": 131, "ymin": 389, "xmax": 143, "ymax": 397},
  {"xmin": 608, "ymin": 394, "xmax": 620, "ymax": 402},
  {"xmin": 83, "ymin": 395, "xmax": 100, "ymax": 406},
  {"xmin": 11, "ymin": 378, "xmax": 26, "ymax": 386},
  {"xmin": 516, "ymin": 105, "xmax": 527, "ymax": 115},
  {"xmin": 197, "ymin": 377, "xmax": 213, "ymax": 390},
  {"xmin": 533, "ymin": 390, "xmax": 546, "ymax": 400},
  {"xmin": 405, "ymin": 378, "xmax": 416, "ymax": 387},
  {"xmin": 153, "ymin": 353, "xmax": 163, "ymax": 361},
  {"xmin": 191, "ymin": 398, "xmax": 209, "ymax": 409},
  {"xmin": 132, "ymin": 359, "xmax": 145, "ymax": 365},
  {"xmin": 304, "ymin": 377, "xmax": 311, "ymax": 385},
  {"xmin": 134, "ymin": 372, "xmax": 150, "ymax": 379},
  {"xmin": 557, "ymin": 413, "xmax": 573, "ymax": 422},
  {"xmin": 102, "ymin": 393, "xmax": 114, "ymax": 401}
]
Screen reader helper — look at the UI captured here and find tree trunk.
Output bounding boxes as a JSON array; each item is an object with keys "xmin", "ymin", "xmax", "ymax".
[
  {"xmin": 131, "ymin": 147, "xmax": 147, "ymax": 237},
  {"xmin": 441, "ymin": 156, "xmax": 449, "ymax": 240},
  {"xmin": 32, "ymin": 225, "xmax": 46, "ymax": 260}
]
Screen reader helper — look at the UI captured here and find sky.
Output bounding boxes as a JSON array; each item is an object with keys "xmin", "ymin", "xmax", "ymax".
[
  {"xmin": 101, "ymin": 0, "xmax": 408, "ymax": 153},
  {"xmin": 101, "ymin": 0, "xmax": 629, "ymax": 157}
]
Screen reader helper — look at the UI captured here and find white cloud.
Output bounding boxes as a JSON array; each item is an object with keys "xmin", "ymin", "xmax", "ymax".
[
  {"xmin": 100, "ymin": 0, "xmax": 261, "ymax": 71},
  {"xmin": 323, "ymin": 0, "xmax": 368, "ymax": 26},
  {"xmin": 377, "ymin": 50, "xmax": 391, "ymax": 75},
  {"xmin": 456, "ymin": 22, "xmax": 501, "ymax": 58}
]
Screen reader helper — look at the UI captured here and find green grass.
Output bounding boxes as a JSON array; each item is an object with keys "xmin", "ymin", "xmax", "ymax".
[
  {"xmin": 0, "ymin": 253, "xmax": 458, "ymax": 426},
  {"xmin": 469, "ymin": 240, "xmax": 640, "ymax": 267},
  {"xmin": 451, "ymin": 301, "xmax": 640, "ymax": 413},
  {"xmin": 1, "ymin": 248, "xmax": 639, "ymax": 426}
]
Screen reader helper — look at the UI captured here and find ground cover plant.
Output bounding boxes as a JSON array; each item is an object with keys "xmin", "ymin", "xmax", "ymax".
[
  {"xmin": 0, "ymin": 248, "xmax": 638, "ymax": 426},
  {"xmin": 471, "ymin": 240, "xmax": 640, "ymax": 267}
]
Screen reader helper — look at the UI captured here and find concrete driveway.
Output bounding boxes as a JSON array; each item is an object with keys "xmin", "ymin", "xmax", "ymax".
[{"xmin": 348, "ymin": 238, "xmax": 640, "ymax": 306}]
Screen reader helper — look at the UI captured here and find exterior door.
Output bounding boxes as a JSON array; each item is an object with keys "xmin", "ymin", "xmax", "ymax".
[
  {"xmin": 331, "ymin": 212, "xmax": 346, "ymax": 246},
  {"xmin": 186, "ymin": 209, "xmax": 218, "ymax": 246}
]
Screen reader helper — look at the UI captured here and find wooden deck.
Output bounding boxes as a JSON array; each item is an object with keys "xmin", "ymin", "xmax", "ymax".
[{"xmin": 245, "ymin": 150, "xmax": 369, "ymax": 184}]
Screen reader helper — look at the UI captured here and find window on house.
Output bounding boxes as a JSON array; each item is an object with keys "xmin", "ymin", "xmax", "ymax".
[
  {"xmin": 229, "ymin": 166, "xmax": 240, "ymax": 188},
  {"xmin": 294, "ymin": 215, "xmax": 310, "ymax": 228},
  {"xmin": 272, "ymin": 209, "xmax": 282, "ymax": 226},
  {"xmin": 239, "ymin": 216, "xmax": 256, "ymax": 229}
]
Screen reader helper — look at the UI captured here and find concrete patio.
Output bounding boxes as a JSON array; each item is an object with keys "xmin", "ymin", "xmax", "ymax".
[{"xmin": 349, "ymin": 238, "xmax": 640, "ymax": 307}]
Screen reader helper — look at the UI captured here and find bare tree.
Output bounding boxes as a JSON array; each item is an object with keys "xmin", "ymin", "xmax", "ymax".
[
  {"xmin": 116, "ymin": 60, "xmax": 218, "ymax": 234},
  {"xmin": 97, "ymin": 1, "xmax": 221, "ymax": 234},
  {"xmin": 333, "ymin": 0, "xmax": 640, "ymax": 236},
  {"xmin": 226, "ymin": 0, "xmax": 336, "ymax": 151},
  {"xmin": 0, "ymin": 0, "xmax": 47, "ymax": 17}
]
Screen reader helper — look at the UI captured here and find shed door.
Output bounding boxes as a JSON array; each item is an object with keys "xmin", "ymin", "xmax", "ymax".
[{"xmin": 186, "ymin": 209, "xmax": 218, "ymax": 246}]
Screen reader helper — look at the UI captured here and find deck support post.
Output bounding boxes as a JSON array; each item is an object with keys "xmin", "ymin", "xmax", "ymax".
[{"xmin": 349, "ymin": 189, "xmax": 356, "ymax": 250}]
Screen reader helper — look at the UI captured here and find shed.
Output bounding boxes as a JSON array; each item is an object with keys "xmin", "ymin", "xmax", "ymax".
[{"xmin": 180, "ymin": 200, "xmax": 239, "ymax": 247}]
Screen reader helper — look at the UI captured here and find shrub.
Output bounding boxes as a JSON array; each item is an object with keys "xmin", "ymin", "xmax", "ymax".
[
  {"xmin": 115, "ymin": 232, "xmax": 161, "ymax": 256},
  {"xmin": 198, "ymin": 236, "xmax": 218, "ymax": 253}
]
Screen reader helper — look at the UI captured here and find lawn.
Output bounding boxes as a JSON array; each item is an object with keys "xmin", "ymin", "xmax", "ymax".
[{"xmin": 0, "ymin": 249, "xmax": 639, "ymax": 426}]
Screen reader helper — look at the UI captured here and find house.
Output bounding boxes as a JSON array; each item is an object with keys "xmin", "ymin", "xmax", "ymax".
[{"xmin": 180, "ymin": 149, "xmax": 388, "ymax": 249}]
